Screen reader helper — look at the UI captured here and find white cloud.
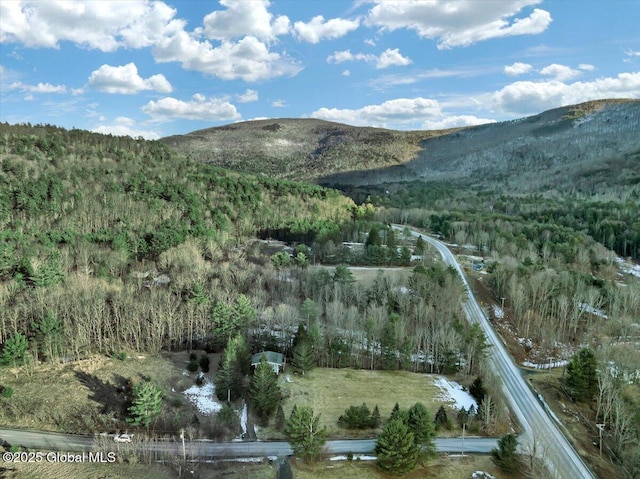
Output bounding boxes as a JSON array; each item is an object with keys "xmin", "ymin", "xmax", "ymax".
[
  {"xmin": 311, "ymin": 97, "xmax": 443, "ymax": 127},
  {"xmin": 237, "ymin": 89, "xmax": 259, "ymax": 103},
  {"xmin": 626, "ymin": 50, "xmax": 640, "ymax": 57},
  {"xmin": 504, "ymin": 62, "xmax": 533, "ymax": 76},
  {"xmin": 327, "ymin": 50, "xmax": 375, "ymax": 64},
  {"xmin": 88, "ymin": 63, "xmax": 172, "ymax": 94},
  {"xmin": 423, "ymin": 115, "xmax": 496, "ymax": 130},
  {"xmin": 24, "ymin": 94, "xmax": 34, "ymax": 101},
  {"xmin": 327, "ymin": 48, "xmax": 412, "ymax": 69},
  {"xmin": 376, "ymin": 48, "xmax": 412, "ymax": 69},
  {"xmin": 342, "ymin": 69, "xmax": 351, "ymax": 77},
  {"xmin": 364, "ymin": 38, "xmax": 376, "ymax": 46},
  {"xmin": 142, "ymin": 94, "xmax": 241, "ymax": 122},
  {"xmin": 293, "ymin": 15, "xmax": 359, "ymax": 44},
  {"xmin": 539, "ymin": 63, "xmax": 581, "ymax": 81},
  {"xmin": 579, "ymin": 64, "xmax": 595, "ymax": 71},
  {"xmin": 202, "ymin": 0, "xmax": 290, "ymax": 41},
  {"xmin": 365, "ymin": 0, "xmax": 551, "ymax": 49},
  {"xmin": 9, "ymin": 81, "xmax": 66, "ymax": 93},
  {"xmin": 92, "ymin": 124, "xmax": 160, "ymax": 140},
  {"xmin": 271, "ymin": 99, "xmax": 286, "ymax": 108},
  {"xmin": 0, "ymin": 0, "xmax": 184, "ymax": 51},
  {"xmin": 153, "ymin": 32, "xmax": 302, "ymax": 82},
  {"xmin": 493, "ymin": 72, "xmax": 640, "ymax": 114}
]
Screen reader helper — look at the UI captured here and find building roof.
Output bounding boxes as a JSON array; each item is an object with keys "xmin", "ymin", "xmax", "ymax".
[{"xmin": 251, "ymin": 351, "xmax": 284, "ymax": 365}]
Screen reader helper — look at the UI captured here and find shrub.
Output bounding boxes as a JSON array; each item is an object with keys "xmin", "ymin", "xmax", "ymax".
[
  {"xmin": 338, "ymin": 403, "xmax": 378, "ymax": 429},
  {"xmin": 199, "ymin": 354, "xmax": 210, "ymax": 373},
  {"xmin": 189, "ymin": 352, "xmax": 197, "ymax": 362},
  {"xmin": 187, "ymin": 361, "xmax": 199, "ymax": 372},
  {"xmin": 1, "ymin": 386, "xmax": 14, "ymax": 399}
]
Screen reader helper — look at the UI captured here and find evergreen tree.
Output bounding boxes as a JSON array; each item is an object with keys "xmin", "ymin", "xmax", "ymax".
[
  {"xmin": 1, "ymin": 332, "xmax": 29, "ymax": 366},
  {"xmin": 365, "ymin": 226, "xmax": 381, "ymax": 247},
  {"xmin": 491, "ymin": 434, "xmax": 520, "ymax": 473},
  {"xmin": 375, "ymin": 417, "xmax": 419, "ymax": 475},
  {"xmin": 407, "ymin": 402, "xmax": 436, "ymax": 451},
  {"xmin": 414, "ymin": 236, "xmax": 425, "ymax": 255},
  {"xmin": 215, "ymin": 334, "xmax": 249, "ymax": 401},
  {"xmin": 32, "ymin": 311, "xmax": 63, "ymax": 362},
  {"xmin": 285, "ymin": 405, "xmax": 327, "ymax": 461},
  {"xmin": 127, "ymin": 381, "xmax": 162, "ymax": 427},
  {"xmin": 469, "ymin": 376, "xmax": 487, "ymax": 405},
  {"xmin": 386, "ymin": 228, "xmax": 398, "ymax": 264},
  {"xmin": 333, "ymin": 264, "xmax": 355, "ymax": 284},
  {"xmin": 371, "ymin": 405, "xmax": 381, "ymax": 428},
  {"xmin": 566, "ymin": 347, "xmax": 598, "ymax": 402},
  {"xmin": 275, "ymin": 403, "xmax": 286, "ymax": 431},
  {"xmin": 292, "ymin": 340, "xmax": 315, "ymax": 375},
  {"xmin": 249, "ymin": 356, "xmax": 281, "ymax": 425},
  {"xmin": 434, "ymin": 405, "xmax": 451, "ymax": 430}
]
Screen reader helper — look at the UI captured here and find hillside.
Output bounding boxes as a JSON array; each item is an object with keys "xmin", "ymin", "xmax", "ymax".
[
  {"xmin": 161, "ymin": 118, "xmax": 454, "ymax": 180},
  {"xmin": 162, "ymin": 100, "xmax": 640, "ymax": 195}
]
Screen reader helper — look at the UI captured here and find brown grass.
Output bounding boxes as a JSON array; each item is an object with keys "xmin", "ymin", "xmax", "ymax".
[
  {"xmin": 3, "ymin": 461, "xmax": 274, "ymax": 479},
  {"xmin": 259, "ymin": 368, "xmax": 459, "ymax": 439},
  {"xmin": 0, "ymin": 352, "xmax": 209, "ymax": 435},
  {"xmin": 291, "ymin": 454, "xmax": 512, "ymax": 479}
]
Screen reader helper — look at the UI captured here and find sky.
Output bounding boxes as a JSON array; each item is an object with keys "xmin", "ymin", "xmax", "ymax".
[{"xmin": 1, "ymin": 0, "xmax": 639, "ymax": 139}]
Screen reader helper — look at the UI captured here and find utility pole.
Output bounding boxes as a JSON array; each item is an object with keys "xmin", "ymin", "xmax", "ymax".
[
  {"xmin": 180, "ymin": 428, "xmax": 186, "ymax": 462},
  {"xmin": 461, "ymin": 422, "xmax": 465, "ymax": 456}
]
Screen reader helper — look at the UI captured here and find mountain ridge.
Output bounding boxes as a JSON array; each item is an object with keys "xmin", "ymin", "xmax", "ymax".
[{"xmin": 161, "ymin": 99, "xmax": 640, "ymax": 195}]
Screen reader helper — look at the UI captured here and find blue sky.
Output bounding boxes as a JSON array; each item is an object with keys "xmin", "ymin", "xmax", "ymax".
[{"xmin": 1, "ymin": 0, "xmax": 639, "ymax": 139}]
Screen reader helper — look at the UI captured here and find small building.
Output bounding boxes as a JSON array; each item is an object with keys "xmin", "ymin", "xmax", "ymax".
[{"xmin": 251, "ymin": 351, "xmax": 285, "ymax": 375}]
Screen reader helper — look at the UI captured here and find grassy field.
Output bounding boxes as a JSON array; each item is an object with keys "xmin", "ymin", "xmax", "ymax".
[
  {"xmin": 2, "ymin": 460, "xmax": 274, "ymax": 479},
  {"xmin": 260, "ymin": 368, "xmax": 460, "ymax": 439},
  {"xmin": 0, "ymin": 351, "xmax": 214, "ymax": 436},
  {"xmin": 310, "ymin": 266, "xmax": 412, "ymax": 286},
  {"xmin": 291, "ymin": 454, "xmax": 512, "ymax": 479}
]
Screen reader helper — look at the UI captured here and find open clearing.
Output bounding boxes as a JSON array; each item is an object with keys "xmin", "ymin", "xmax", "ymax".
[
  {"xmin": 0, "ymin": 352, "xmax": 212, "ymax": 435},
  {"xmin": 310, "ymin": 265, "xmax": 412, "ymax": 286},
  {"xmin": 292, "ymin": 454, "xmax": 511, "ymax": 479},
  {"xmin": 261, "ymin": 368, "xmax": 469, "ymax": 439}
]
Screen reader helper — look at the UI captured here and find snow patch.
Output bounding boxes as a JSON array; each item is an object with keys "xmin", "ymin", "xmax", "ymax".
[
  {"xmin": 239, "ymin": 402, "xmax": 248, "ymax": 436},
  {"xmin": 616, "ymin": 257, "xmax": 640, "ymax": 278},
  {"xmin": 183, "ymin": 380, "xmax": 222, "ymax": 415},
  {"xmin": 472, "ymin": 472, "xmax": 496, "ymax": 479},
  {"xmin": 433, "ymin": 376, "xmax": 478, "ymax": 410},
  {"xmin": 492, "ymin": 305, "xmax": 504, "ymax": 319},
  {"xmin": 328, "ymin": 455, "xmax": 377, "ymax": 461},
  {"xmin": 523, "ymin": 360, "xmax": 569, "ymax": 370},
  {"xmin": 578, "ymin": 302, "xmax": 608, "ymax": 319},
  {"xmin": 517, "ymin": 337, "xmax": 533, "ymax": 349}
]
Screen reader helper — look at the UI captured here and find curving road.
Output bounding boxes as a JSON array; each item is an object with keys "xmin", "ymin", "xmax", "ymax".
[
  {"xmin": 396, "ymin": 225, "xmax": 596, "ymax": 479},
  {"xmin": 0, "ymin": 428, "xmax": 497, "ymax": 458}
]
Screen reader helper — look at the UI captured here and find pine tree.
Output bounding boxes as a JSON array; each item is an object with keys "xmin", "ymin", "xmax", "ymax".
[
  {"xmin": 127, "ymin": 381, "xmax": 162, "ymax": 427},
  {"xmin": 1, "ymin": 332, "xmax": 29, "ymax": 366},
  {"xmin": 414, "ymin": 236, "xmax": 425, "ymax": 255},
  {"xmin": 275, "ymin": 404, "xmax": 285, "ymax": 431},
  {"xmin": 365, "ymin": 226, "xmax": 381, "ymax": 247},
  {"xmin": 408, "ymin": 402, "xmax": 435, "ymax": 451},
  {"xmin": 285, "ymin": 405, "xmax": 327, "ymax": 461},
  {"xmin": 371, "ymin": 405, "xmax": 381, "ymax": 428},
  {"xmin": 375, "ymin": 417, "xmax": 419, "ymax": 475},
  {"xmin": 469, "ymin": 376, "xmax": 487, "ymax": 405},
  {"xmin": 249, "ymin": 356, "xmax": 281, "ymax": 425},
  {"xmin": 566, "ymin": 347, "xmax": 598, "ymax": 402},
  {"xmin": 491, "ymin": 434, "xmax": 520, "ymax": 473},
  {"xmin": 292, "ymin": 340, "xmax": 315, "ymax": 374},
  {"xmin": 435, "ymin": 405, "xmax": 450, "ymax": 430},
  {"xmin": 215, "ymin": 334, "xmax": 249, "ymax": 401}
]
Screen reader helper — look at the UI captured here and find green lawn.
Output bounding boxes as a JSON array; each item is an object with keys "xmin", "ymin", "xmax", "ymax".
[{"xmin": 260, "ymin": 368, "xmax": 460, "ymax": 439}]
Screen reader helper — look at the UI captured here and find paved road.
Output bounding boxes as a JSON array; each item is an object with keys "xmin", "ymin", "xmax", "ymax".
[
  {"xmin": 0, "ymin": 428, "xmax": 497, "ymax": 457},
  {"xmin": 395, "ymin": 225, "xmax": 596, "ymax": 479}
]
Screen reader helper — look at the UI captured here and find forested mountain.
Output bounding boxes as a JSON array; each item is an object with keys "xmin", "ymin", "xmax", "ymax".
[
  {"xmin": 320, "ymin": 99, "xmax": 640, "ymax": 194},
  {"xmin": 162, "ymin": 100, "xmax": 640, "ymax": 196}
]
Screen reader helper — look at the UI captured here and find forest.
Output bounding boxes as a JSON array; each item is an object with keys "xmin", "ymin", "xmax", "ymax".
[{"xmin": 0, "ymin": 123, "xmax": 638, "ymax": 477}]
